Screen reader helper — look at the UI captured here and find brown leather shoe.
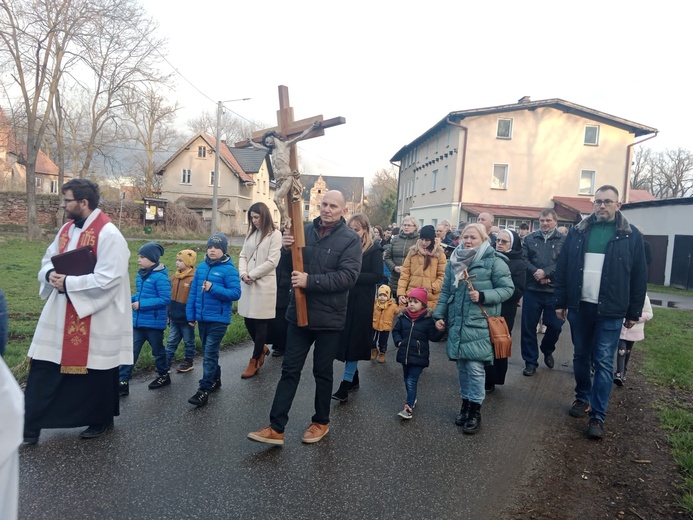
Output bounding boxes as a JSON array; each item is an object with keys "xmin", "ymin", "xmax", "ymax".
[
  {"xmin": 247, "ymin": 425, "xmax": 284, "ymax": 445},
  {"xmin": 241, "ymin": 358, "xmax": 259, "ymax": 379},
  {"xmin": 370, "ymin": 348, "xmax": 378, "ymax": 361},
  {"xmin": 377, "ymin": 352, "xmax": 386, "ymax": 363},
  {"xmin": 302, "ymin": 422, "xmax": 329, "ymax": 444}
]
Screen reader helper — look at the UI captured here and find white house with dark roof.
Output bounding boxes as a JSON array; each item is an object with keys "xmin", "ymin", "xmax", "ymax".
[
  {"xmin": 157, "ymin": 132, "xmax": 276, "ymax": 234},
  {"xmin": 390, "ymin": 96, "xmax": 658, "ymax": 231}
]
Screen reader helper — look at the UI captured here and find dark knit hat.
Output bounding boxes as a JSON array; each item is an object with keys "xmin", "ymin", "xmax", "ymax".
[
  {"xmin": 139, "ymin": 242, "xmax": 164, "ymax": 264},
  {"xmin": 408, "ymin": 286, "xmax": 428, "ymax": 303},
  {"xmin": 207, "ymin": 233, "xmax": 228, "ymax": 254},
  {"xmin": 419, "ymin": 225, "xmax": 436, "ymax": 240}
]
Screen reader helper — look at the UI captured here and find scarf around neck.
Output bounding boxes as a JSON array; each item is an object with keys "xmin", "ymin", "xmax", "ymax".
[
  {"xmin": 174, "ymin": 267, "xmax": 194, "ymax": 280},
  {"xmin": 450, "ymin": 241, "xmax": 491, "ymax": 287},
  {"xmin": 406, "ymin": 307, "xmax": 427, "ymax": 321}
]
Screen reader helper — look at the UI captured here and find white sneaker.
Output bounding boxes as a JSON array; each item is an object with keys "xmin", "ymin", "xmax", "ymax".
[{"xmin": 398, "ymin": 404, "xmax": 413, "ymax": 419}]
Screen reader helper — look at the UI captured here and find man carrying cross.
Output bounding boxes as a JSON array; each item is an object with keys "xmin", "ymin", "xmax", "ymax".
[{"xmin": 248, "ymin": 190, "xmax": 362, "ymax": 445}]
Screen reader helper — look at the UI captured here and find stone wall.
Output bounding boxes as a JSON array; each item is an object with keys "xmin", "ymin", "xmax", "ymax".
[{"xmin": 0, "ymin": 191, "xmax": 145, "ymax": 230}]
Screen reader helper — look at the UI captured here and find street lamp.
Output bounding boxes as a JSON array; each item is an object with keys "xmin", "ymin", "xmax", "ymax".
[{"xmin": 211, "ymin": 97, "xmax": 251, "ymax": 235}]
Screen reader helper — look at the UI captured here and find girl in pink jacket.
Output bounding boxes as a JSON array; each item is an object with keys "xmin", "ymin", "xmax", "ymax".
[{"xmin": 614, "ymin": 294, "xmax": 653, "ymax": 386}]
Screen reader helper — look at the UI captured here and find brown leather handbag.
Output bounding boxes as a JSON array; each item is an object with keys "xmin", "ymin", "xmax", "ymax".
[{"xmin": 461, "ymin": 269, "xmax": 513, "ymax": 359}]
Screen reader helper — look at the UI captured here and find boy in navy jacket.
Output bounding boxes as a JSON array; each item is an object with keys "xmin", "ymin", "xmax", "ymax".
[{"xmin": 119, "ymin": 242, "xmax": 171, "ymax": 395}]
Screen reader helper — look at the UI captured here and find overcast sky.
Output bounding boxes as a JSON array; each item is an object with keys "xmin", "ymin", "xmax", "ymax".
[{"xmin": 141, "ymin": 0, "xmax": 689, "ymax": 186}]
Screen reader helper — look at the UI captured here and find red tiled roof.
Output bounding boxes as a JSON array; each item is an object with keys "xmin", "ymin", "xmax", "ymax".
[
  {"xmin": 552, "ymin": 196, "xmax": 594, "ymax": 215},
  {"xmin": 35, "ymin": 149, "xmax": 59, "ymax": 176},
  {"xmin": 628, "ymin": 189, "xmax": 656, "ymax": 202},
  {"xmin": 461, "ymin": 203, "xmax": 545, "ymax": 219},
  {"xmin": 203, "ymin": 133, "xmax": 254, "ymax": 184}
]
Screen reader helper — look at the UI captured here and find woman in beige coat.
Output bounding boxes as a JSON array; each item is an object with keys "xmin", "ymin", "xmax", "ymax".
[
  {"xmin": 397, "ymin": 225, "xmax": 447, "ymax": 309},
  {"xmin": 238, "ymin": 202, "xmax": 282, "ymax": 378}
]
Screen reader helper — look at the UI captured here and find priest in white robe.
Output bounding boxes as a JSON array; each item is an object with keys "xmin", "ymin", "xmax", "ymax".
[{"xmin": 23, "ymin": 179, "xmax": 133, "ymax": 444}]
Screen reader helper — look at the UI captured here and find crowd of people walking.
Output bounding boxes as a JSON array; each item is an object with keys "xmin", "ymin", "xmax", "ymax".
[{"xmin": 11, "ymin": 179, "xmax": 650, "ymax": 464}]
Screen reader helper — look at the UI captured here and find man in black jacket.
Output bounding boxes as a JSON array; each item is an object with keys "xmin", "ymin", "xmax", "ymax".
[
  {"xmin": 248, "ymin": 190, "xmax": 362, "ymax": 445},
  {"xmin": 520, "ymin": 209, "xmax": 566, "ymax": 376},
  {"xmin": 554, "ymin": 185, "xmax": 646, "ymax": 440}
]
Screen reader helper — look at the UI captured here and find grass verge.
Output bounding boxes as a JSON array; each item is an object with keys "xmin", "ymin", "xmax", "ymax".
[
  {"xmin": 648, "ymin": 283, "xmax": 693, "ymax": 297},
  {"xmin": 640, "ymin": 307, "xmax": 693, "ymax": 513},
  {"xmin": 0, "ymin": 235, "xmax": 248, "ymax": 382}
]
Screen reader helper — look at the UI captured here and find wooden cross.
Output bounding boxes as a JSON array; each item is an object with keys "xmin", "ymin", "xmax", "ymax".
[{"xmin": 237, "ymin": 85, "xmax": 345, "ymax": 326}]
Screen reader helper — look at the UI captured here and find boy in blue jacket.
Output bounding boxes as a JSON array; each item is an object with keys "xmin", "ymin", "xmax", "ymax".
[
  {"xmin": 119, "ymin": 242, "xmax": 171, "ymax": 396},
  {"xmin": 186, "ymin": 233, "xmax": 241, "ymax": 407},
  {"xmin": 392, "ymin": 287, "xmax": 445, "ymax": 419}
]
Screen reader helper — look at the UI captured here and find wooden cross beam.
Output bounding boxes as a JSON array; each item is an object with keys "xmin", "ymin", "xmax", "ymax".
[{"xmin": 238, "ymin": 85, "xmax": 345, "ymax": 327}]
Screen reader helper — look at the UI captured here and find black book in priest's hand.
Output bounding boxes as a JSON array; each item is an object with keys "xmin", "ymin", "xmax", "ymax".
[{"xmin": 51, "ymin": 245, "xmax": 97, "ymax": 276}]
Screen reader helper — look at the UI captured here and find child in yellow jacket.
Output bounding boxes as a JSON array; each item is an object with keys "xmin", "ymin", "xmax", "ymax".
[{"xmin": 371, "ymin": 285, "xmax": 399, "ymax": 363}]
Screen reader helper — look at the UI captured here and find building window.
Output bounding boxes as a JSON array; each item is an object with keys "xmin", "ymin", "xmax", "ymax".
[
  {"xmin": 446, "ymin": 127, "xmax": 451, "ymax": 148},
  {"xmin": 584, "ymin": 125, "xmax": 599, "ymax": 145},
  {"xmin": 209, "ymin": 171, "xmax": 217, "ymax": 186},
  {"xmin": 304, "ymin": 204, "xmax": 309, "ymax": 211},
  {"xmin": 35, "ymin": 176, "xmax": 42, "ymax": 187},
  {"xmin": 442, "ymin": 165, "xmax": 448, "ymax": 189},
  {"xmin": 181, "ymin": 169, "xmax": 191, "ymax": 183},
  {"xmin": 431, "ymin": 169, "xmax": 438, "ymax": 191},
  {"xmin": 497, "ymin": 118, "xmax": 513, "ymax": 139},
  {"xmin": 579, "ymin": 170, "xmax": 595, "ymax": 195},
  {"xmin": 263, "ymin": 180, "xmax": 267, "ymax": 194},
  {"xmin": 492, "ymin": 164, "xmax": 508, "ymax": 189},
  {"xmin": 198, "ymin": 146, "xmax": 207, "ymax": 158},
  {"xmin": 419, "ymin": 219, "xmax": 424, "ymax": 229},
  {"xmin": 50, "ymin": 180, "xmax": 58, "ymax": 194},
  {"xmin": 423, "ymin": 174, "xmax": 427, "ymax": 194},
  {"xmin": 431, "ymin": 218, "xmax": 438, "ymax": 227}
]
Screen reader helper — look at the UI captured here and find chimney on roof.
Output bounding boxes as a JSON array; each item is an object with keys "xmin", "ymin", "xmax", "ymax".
[{"xmin": 518, "ymin": 96, "xmax": 531, "ymax": 103}]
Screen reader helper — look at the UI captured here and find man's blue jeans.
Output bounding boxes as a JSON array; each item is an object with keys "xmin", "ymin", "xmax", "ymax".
[
  {"xmin": 568, "ymin": 302, "xmax": 623, "ymax": 422},
  {"xmin": 521, "ymin": 290, "xmax": 564, "ymax": 368},
  {"xmin": 119, "ymin": 327, "xmax": 167, "ymax": 382},
  {"xmin": 269, "ymin": 324, "xmax": 340, "ymax": 433},
  {"xmin": 402, "ymin": 364, "xmax": 424, "ymax": 407},
  {"xmin": 457, "ymin": 359, "xmax": 486, "ymax": 405},
  {"xmin": 165, "ymin": 320, "xmax": 196, "ymax": 367},
  {"xmin": 197, "ymin": 321, "xmax": 228, "ymax": 391}
]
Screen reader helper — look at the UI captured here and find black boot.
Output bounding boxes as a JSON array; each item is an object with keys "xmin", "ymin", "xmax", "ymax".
[
  {"xmin": 455, "ymin": 399, "xmax": 470, "ymax": 426},
  {"xmin": 331, "ymin": 380, "xmax": 350, "ymax": 402},
  {"xmin": 349, "ymin": 370, "xmax": 360, "ymax": 391},
  {"xmin": 463, "ymin": 402, "xmax": 482, "ymax": 434}
]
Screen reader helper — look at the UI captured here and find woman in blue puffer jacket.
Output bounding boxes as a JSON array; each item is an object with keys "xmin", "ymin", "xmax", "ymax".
[{"xmin": 433, "ymin": 224, "xmax": 513, "ymax": 435}]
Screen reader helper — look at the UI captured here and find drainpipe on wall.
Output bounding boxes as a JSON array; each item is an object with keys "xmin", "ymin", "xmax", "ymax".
[
  {"xmin": 625, "ymin": 132, "xmax": 658, "ymax": 200},
  {"xmin": 446, "ymin": 118, "xmax": 468, "ymax": 225},
  {"xmin": 390, "ymin": 160, "xmax": 401, "ymax": 223}
]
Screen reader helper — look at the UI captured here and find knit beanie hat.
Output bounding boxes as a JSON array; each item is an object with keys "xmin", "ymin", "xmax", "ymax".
[
  {"xmin": 377, "ymin": 285, "xmax": 391, "ymax": 298},
  {"xmin": 178, "ymin": 249, "xmax": 197, "ymax": 268},
  {"xmin": 207, "ymin": 233, "xmax": 228, "ymax": 254},
  {"xmin": 419, "ymin": 225, "xmax": 436, "ymax": 240},
  {"xmin": 139, "ymin": 242, "xmax": 164, "ymax": 264},
  {"xmin": 408, "ymin": 286, "xmax": 428, "ymax": 303}
]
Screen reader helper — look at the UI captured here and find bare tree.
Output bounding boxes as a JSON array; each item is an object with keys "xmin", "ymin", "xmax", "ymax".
[
  {"xmin": 631, "ymin": 146, "xmax": 693, "ymax": 199},
  {"xmin": 71, "ymin": 0, "xmax": 166, "ymax": 179},
  {"xmin": 630, "ymin": 145, "xmax": 653, "ymax": 191},
  {"xmin": 122, "ymin": 85, "xmax": 181, "ymax": 197},
  {"xmin": 187, "ymin": 109, "xmax": 260, "ymax": 145},
  {"xmin": 365, "ymin": 166, "xmax": 398, "ymax": 227},
  {"xmin": 0, "ymin": 0, "xmax": 89, "ymax": 239}
]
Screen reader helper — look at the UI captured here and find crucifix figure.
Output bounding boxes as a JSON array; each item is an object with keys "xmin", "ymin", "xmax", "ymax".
[
  {"xmin": 237, "ymin": 85, "xmax": 345, "ymax": 326},
  {"xmin": 246, "ymin": 121, "xmax": 321, "ymax": 232}
]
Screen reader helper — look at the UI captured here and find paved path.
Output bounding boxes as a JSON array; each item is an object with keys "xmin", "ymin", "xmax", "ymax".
[
  {"xmin": 648, "ymin": 291, "xmax": 693, "ymax": 311},
  {"xmin": 18, "ymin": 316, "xmax": 582, "ymax": 520}
]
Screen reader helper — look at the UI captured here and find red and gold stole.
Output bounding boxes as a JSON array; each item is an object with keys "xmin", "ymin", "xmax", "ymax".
[{"xmin": 57, "ymin": 211, "xmax": 111, "ymax": 374}]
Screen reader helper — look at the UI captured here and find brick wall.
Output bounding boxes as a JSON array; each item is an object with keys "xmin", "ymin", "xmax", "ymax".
[{"xmin": 0, "ymin": 191, "xmax": 145, "ymax": 230}]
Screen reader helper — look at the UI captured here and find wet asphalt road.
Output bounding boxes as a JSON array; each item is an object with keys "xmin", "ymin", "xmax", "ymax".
[{"xmin": 19, "ymin": 315, "xmax": 580, "ymax": 520}]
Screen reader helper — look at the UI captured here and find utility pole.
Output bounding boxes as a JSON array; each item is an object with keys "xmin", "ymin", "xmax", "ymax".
[{"xmin": 210, "ymin": 97, "xmax": 251, "ymax": 235}]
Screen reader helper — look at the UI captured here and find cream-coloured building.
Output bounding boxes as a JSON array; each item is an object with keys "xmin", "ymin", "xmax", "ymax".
[
  {"xmin": 157, "ymin": 133, "xmax": 277, "ymax": 235},
  {"xmin": 390, "ymin": 96, "xmax": 658, "ymax": 230},
  {"xmin": 299, "ymin": 174, "xmax": 364, "ymax": 221}
]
